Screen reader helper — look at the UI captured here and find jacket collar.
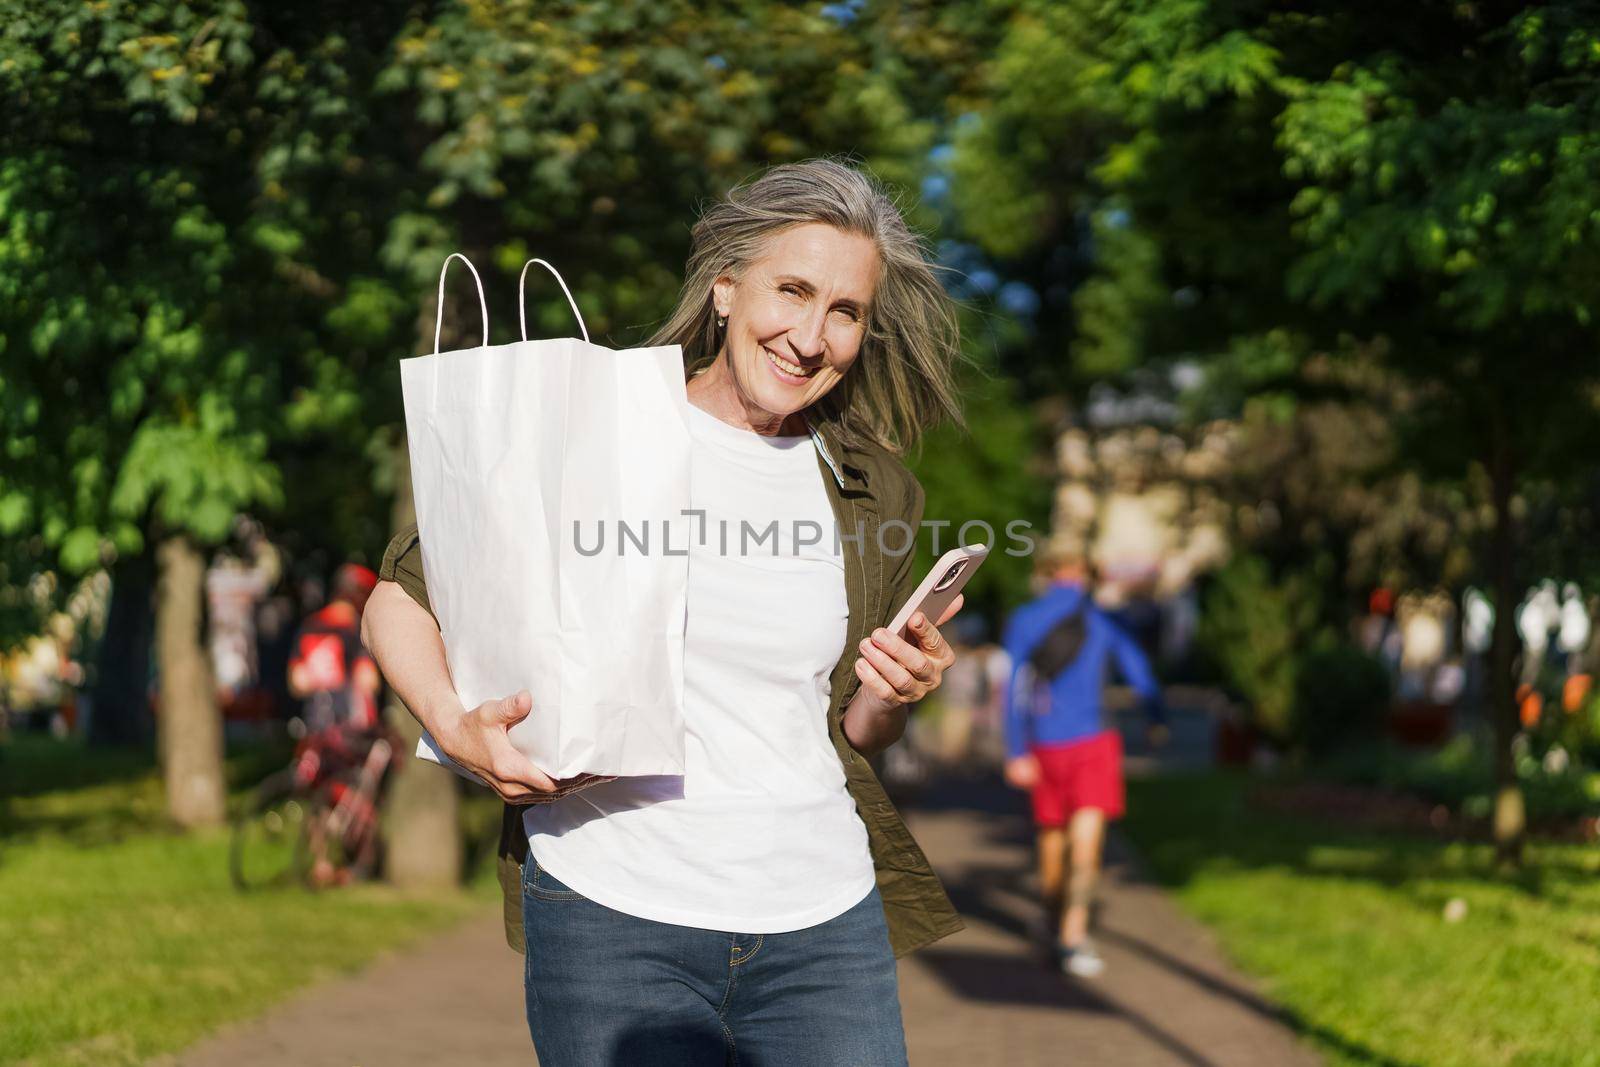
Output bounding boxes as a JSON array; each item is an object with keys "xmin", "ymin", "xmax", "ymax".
[{"xmin": 801, "ymin": 412, "xmax": 867, "ymax": 492}]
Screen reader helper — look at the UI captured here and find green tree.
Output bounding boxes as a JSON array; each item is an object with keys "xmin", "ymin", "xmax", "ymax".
[
  {"xmin": 2, "ymin": 0, "xmax": 1001, "ymax": 856},
  {"xmin": 908, "ymin": 352, "xmax": 1054, "ymax": 632},
  {"xmin": 1, "ymin": 2, "xmax": 287, "ymax": 826},
  {"xmin": 953, "ymin": 0, "xmax": 1600, "ymax": 862}
]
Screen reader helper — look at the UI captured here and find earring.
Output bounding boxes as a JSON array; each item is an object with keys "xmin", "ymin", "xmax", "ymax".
[{"xmin": 716, "ymin": 312, "xmax": 727, "ymax": 328}]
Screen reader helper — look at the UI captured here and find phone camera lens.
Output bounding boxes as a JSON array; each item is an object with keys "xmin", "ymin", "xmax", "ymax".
[{"xmin": 933, "ymin": 560, "xmax": 967, "ymax": 593}]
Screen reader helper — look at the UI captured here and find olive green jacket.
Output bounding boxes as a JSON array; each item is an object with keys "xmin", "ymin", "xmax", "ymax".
[{"xmin": 376, "ymin": 415, "xmax": 965, "ymax": 959}]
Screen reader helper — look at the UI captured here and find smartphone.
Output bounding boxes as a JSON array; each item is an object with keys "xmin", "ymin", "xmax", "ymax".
[{"xmin": 885, "ymin": 544, "xmax": 989, "ymax": 639}]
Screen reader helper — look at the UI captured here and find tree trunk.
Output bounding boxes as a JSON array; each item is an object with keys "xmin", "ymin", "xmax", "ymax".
[
  {"xmin": 88, "ymin": 553, "xmax": 156, "ymax": 749},
  {"xmin": 1487, "ymin": 415, "xmax": 1524, "ymax": 867},
  {"xmin": 381, "ymin": 432, "xmax": 463, "ymax": 889},
  {"xmin": 155, "ymin": 534, "xmax": 227, "ymax": 828}
]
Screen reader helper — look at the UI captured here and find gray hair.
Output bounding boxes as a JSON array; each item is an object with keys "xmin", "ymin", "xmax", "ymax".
[{"xmin": 647, "ymin": 156, "xmax": 967, "ymax": 454}]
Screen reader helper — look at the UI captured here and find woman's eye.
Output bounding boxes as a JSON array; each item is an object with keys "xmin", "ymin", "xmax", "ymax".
[{"xmin": 781, "ymin": 284, "xmax": 801, "ymax": 296}]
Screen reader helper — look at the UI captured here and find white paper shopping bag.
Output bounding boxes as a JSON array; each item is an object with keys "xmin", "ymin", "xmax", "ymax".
[{"xmin": 399, "ymin": 253, "xmax": 692, "ymax": 779}]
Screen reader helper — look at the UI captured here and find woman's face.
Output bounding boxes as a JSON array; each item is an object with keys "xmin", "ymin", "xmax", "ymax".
[{"xmin": 710, "ymin": 222, "xmax": 879, "ymax": 427}]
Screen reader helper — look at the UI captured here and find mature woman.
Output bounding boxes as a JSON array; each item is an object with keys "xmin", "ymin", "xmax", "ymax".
[{"xmin": 363, "ymin": 157, "xmax": 968, "ymax": 1066}]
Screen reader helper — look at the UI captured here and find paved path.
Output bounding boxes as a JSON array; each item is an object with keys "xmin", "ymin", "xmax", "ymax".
[
  {"xmin": 897, "ymin": 775, "xmax": 1319, "ymax": 1067},
  {"xmin": 161, "ymin": 911, "xmax": 528, "ymax": 1067},
  {"xmin": 171, "ymin": 770, "xmax": 1318, "ymax": 1066}
]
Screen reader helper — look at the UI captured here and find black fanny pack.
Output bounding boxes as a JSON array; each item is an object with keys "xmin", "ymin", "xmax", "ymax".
[{"xmin": 1026, "ymin": 603, "xmax": 1089, "ymax": 681}]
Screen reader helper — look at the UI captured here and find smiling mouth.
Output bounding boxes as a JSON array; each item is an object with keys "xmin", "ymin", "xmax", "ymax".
[{"xmin": 764, "ymin": 347, "xmax": 819, "ymax": 379}]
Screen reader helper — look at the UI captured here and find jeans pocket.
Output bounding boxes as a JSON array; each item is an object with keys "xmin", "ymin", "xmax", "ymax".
[{"xmin": 523, "ymin": 858, "xmax": 588, "ymax": 901}]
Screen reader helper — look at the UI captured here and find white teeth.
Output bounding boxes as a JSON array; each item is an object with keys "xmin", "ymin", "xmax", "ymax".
[{"xmin": 764, "ymin": 347, "xmax": 813, "ymax": 377}]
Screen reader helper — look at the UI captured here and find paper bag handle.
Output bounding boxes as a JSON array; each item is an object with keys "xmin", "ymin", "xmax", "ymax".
[
  {"xmin": 518, "ymin": 258, "xmax": 590, "ymax": 344},
  {"xmin": 433, "ymin": 253, "xmax": 491, "ymax": 356}
]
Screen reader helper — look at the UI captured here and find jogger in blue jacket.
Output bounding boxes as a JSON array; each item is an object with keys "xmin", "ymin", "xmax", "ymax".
[{"xmin": 1000, "ymin": 542, "xmax": 1165, "ymax": 977}]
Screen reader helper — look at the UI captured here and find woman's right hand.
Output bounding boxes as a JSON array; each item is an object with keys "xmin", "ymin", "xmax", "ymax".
[
  {"xmin": 360, "ymin": 581, "xmax": 613, "ymax": 803},
  {"xmin": 435, "ymin": 689, "xmax": 596, "ymax": 803}
]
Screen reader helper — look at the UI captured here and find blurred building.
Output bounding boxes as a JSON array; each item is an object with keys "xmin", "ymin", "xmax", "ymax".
[{"xmin": 1051, "ymin": 408, "xmax": 1233, "ymax": 605}]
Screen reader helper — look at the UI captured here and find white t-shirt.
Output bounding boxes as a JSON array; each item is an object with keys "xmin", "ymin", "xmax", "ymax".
[{"xmin": 524, "ymin": 402, "xmax": 877, "ymax": 932}]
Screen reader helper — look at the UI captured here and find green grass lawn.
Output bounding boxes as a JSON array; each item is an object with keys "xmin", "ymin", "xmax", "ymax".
[
  {"xmin": 1123, "ymin": 772, "xmax": 1600, "ymax": 1067},
  {"xmin": 2, "ymin": 735, "xmax": 506, "ymax": 1067}
]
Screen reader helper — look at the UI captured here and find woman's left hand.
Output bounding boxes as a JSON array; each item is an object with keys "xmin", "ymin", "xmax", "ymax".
[{"xmin": 852, "ymin": 594, "xmax": 964, "ymax": 712}]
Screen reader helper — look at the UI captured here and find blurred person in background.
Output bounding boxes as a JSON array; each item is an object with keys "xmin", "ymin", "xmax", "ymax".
[
  {"xmin": 975, "ymin": 631, "xmax": 1014, "ymax": 766},
  {"xmin": 1001, "ymin": 541, "xmax": 1166, "ymax": 978},
  {"xmin": 288, "ymin": 563, "xmax": 382, "ymax": 737},
  {"xmin": 931, "ymin": 614, "xmax": 991, "ymax": 766},
  {"xmin": 286, "ymin": 562, "xmax": 385, "ymax": 889}
]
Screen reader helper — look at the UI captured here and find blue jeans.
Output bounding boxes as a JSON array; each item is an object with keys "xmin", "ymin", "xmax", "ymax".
[{"xmin": 521, "ymin": 857, "xmax": 909, "ymax": 1066}]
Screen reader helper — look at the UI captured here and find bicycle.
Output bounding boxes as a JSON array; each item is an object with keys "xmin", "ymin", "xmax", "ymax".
[{"xmin": 230, "ymin": 716, "xmax": 399, "ymax": 892}]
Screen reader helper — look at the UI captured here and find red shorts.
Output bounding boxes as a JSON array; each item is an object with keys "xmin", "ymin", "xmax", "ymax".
[{"xmin": 1028, "ymin": 730, "xmax": 1126, "ymax": 826}]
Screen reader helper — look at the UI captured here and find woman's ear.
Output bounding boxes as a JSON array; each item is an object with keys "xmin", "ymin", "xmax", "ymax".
[{"xmin": 712, "ymin": 275, "xmax": 735, "ymax": 318}]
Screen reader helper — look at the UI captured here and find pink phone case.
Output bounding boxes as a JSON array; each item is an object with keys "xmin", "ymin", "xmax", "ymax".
[{"xmin": 886, "ymin": 544, "xmax": 990, "ymax": 638}]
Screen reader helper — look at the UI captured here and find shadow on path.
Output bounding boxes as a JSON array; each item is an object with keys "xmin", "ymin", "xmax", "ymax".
[
  {"xmin": 914, "ymin": 944, "xmax": 1226, "ymax": 1067},
  {"xmin": 898, "ymin": 765, "xmax": 1327, "ymax": 1066}
]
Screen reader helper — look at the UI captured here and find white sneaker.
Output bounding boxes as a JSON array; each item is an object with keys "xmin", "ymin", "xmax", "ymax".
[{"xmin": 1057, "ymin": 938, "xmax": 1106, "ymax": 978}]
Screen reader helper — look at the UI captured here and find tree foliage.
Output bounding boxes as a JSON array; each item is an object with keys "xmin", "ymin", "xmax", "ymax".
[
  {"xmin": 0, "ymin": 0, "xmax": 995, "ymax": 639},
  {"xmin": 0, "ymin": 0, "xmax": 1007, "ymax": 837},
  {"xmin": 953, "ymin": 0, "xmax": 1600, "ymax": 859}
]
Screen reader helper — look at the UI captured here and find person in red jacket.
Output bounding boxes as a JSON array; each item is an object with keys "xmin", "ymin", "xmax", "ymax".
[
  {"xmin": 288, "ymin": 563, "xmax": 382, "ymax": 735},
  {"xmin": 287, "ymin": 563, "xmax": 385, "ymax": 887}
]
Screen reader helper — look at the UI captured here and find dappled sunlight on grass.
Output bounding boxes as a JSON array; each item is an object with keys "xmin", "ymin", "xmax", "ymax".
[
  {"xmin": 2, "ymin": 737, "xmax": 506, "ymax": 1067},
  {"xmin": 1124, "ymin": 772, "xmax": 1600, "ymax": 1067}
]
